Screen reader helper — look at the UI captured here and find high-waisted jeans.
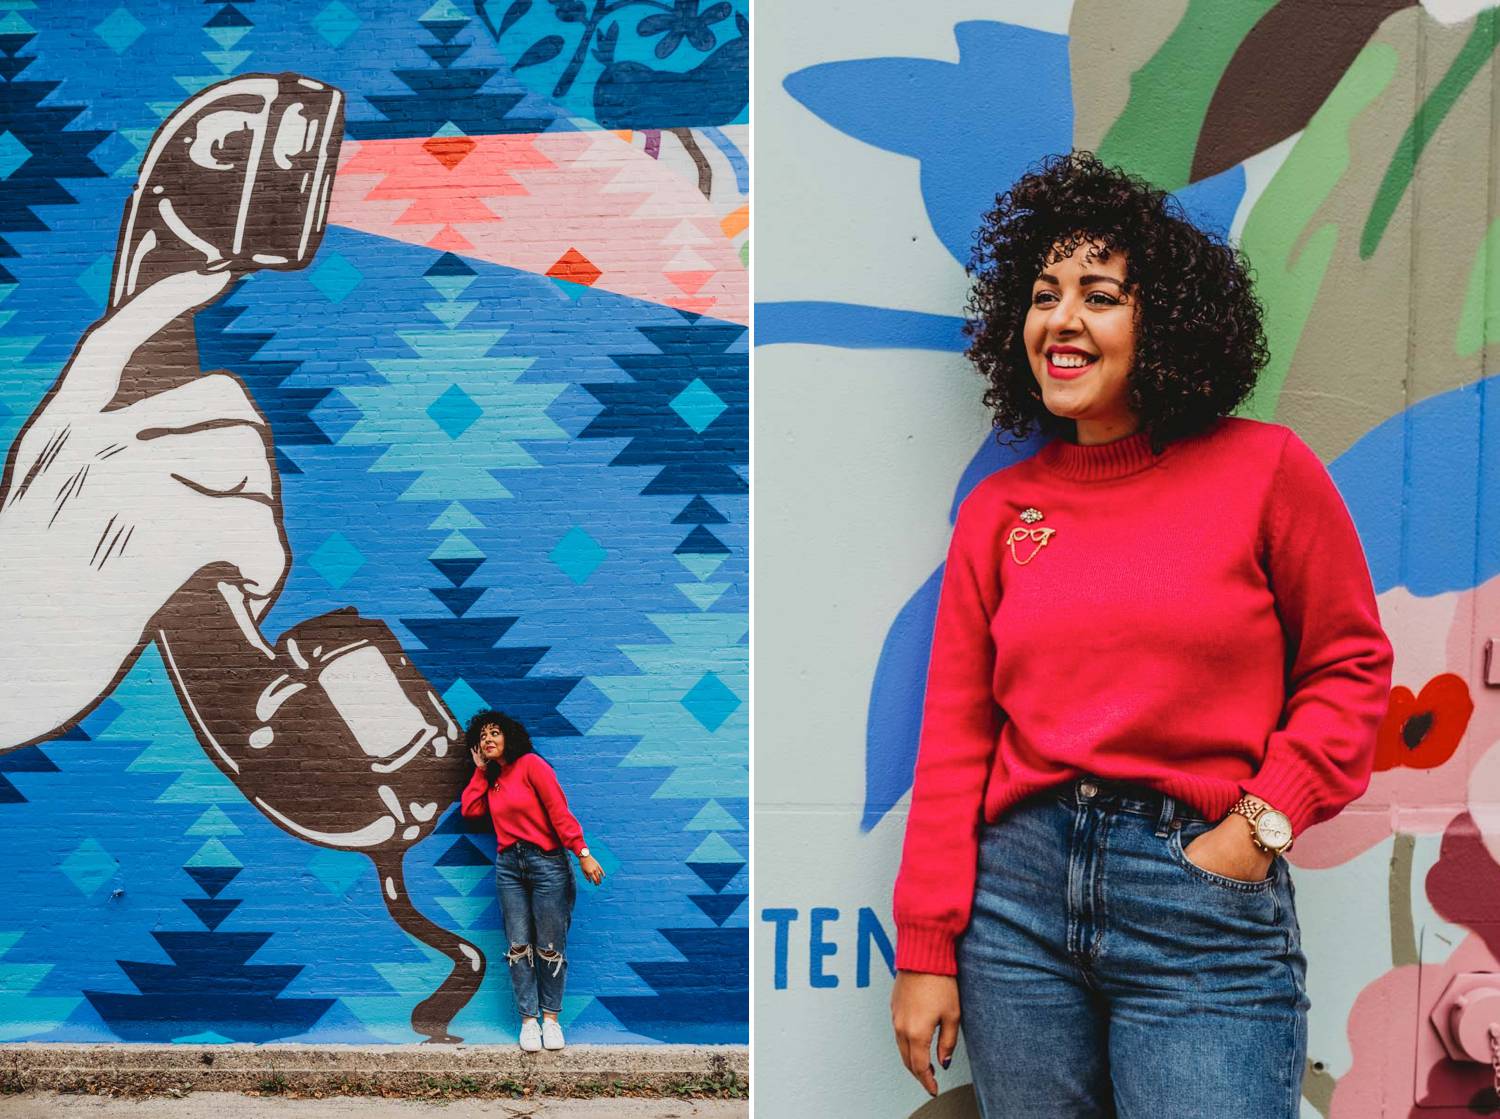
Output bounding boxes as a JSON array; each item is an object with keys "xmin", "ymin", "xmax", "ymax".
[
  {"xmin": 956, "ymin": 777, "xmax": 1309, "ymax": 1118},
  {"xmin": 495, "ymin": 840, "xmax": 576, "ymax": 1021}
]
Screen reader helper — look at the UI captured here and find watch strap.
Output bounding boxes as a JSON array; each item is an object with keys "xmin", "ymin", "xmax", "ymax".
[{"xmin": 1230, "ymin": 795, "xmax": 1294, "ymax": 855}]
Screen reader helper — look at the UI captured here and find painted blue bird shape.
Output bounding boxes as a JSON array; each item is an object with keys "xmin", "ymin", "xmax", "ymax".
[{"xmin": 592, "ymin": 11, "xmax": 748, "ymax": 197}]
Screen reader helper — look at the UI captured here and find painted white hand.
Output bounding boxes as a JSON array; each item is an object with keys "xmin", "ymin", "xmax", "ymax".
[{"xmin": 0, "ymin": 269, "xmax": 289, "ymax": 749}]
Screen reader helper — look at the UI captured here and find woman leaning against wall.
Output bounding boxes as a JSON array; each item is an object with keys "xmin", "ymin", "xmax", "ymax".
[
  {"xmin": 460, "ymin": 709, "xmax": 605, "ymax": 1053},
  {"xmin": 888, "ymin": 151, "xmax": 1394, "ymax": 1118}
]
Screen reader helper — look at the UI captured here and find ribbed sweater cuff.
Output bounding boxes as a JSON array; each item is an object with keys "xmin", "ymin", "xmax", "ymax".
[
  {"xmin": 1241, "ymin": 757, "xmax": 1325, "ymax": 836},
  {"xmin": 895, "ymin": 923, "xmax": 958, "ymax": 976}
]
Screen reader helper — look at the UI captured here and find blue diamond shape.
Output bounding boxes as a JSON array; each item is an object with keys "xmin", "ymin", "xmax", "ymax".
[
  {"xmin": 313, "ymin": 0, "xmax": 361, "ymax": 47},
  {"xmin": 550, "ymin": 526, "xmax": 607, "ymax": 584},
  {"xmin": 558, "ymin": 678, "xmax": 612, "ymax": 734},
  {"xmin": 442, "ymin": 678, "xmax": 487, "ymax": 725},
  {"xmin": 681, "ymin": 671, "xmax": 740, "ymax": 733},
  {"xmin": 309, "ymin": 252, "xmax": 363, "ymax": 303},
  {"xmin": 0, "ymin": 132, "xmax": 30, "ymax": 180},
  {"xmin": 61, "ymin": 839, "xmax": 117, "ymax": 897},
  {"xmin": 308, "ymin": 531, "xmax": 365, "ymax": 589},
  {"xmin": 95, "ymin": 7, "xmax": 144, "ymax": 52},
  {"xmin": 427, "ymin": 384, "xmax": 483, "ymax": 440},
  {"xmin": 670, "ymin": 378, "xmax": 727, "ymax": 434}
]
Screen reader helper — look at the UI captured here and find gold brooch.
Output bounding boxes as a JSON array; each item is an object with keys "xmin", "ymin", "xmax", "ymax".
[{"xmin": 1008, "ymin": 508, "xmax": 1054, "ymax": 564}]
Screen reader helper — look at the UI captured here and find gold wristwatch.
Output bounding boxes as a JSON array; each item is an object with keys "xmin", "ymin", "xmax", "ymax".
[{"xmin": 1229, "ymin": 794, "xmax": 1295, "ymax": 856}]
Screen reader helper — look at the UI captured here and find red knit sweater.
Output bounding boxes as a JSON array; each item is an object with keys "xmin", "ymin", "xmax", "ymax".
[
  {"xmin": 460, "ymin": 753, "xmax": 587, "ymax": 855},
  {"xmin": 892, "ymin": 417, "xmax": 1394, "ymax": 975}
]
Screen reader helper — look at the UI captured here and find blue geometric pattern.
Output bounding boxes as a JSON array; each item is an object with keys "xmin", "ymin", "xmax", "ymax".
[
  {"xmin": 681, "ymin": 671, "xmax": 739, "ymax": 733},
  {"xmin": 0, "ymin": 130, "xmax": 29, "ymax": 178},
  {"xmin": 0, "ymin": 0, "xmax": 746, "ymax": 1048},
  {"xmin": 550, "ymin": 526, "xmax": 608, "ymax": 585},
  {"xmin": 670, "ymin": 377, "xmax": 729, "ymax": 434},
  {"xmin": 93, "ymin": 8, "xmax": 145, "ymax": 54}
]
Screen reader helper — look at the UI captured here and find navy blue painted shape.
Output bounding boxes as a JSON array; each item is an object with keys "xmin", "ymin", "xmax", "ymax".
[
  {"xmin": 435, "ymin": 837, "xmax": 493, "ymax": 867},
  {"xmin": 685, "ymin": 859, "xmax": 742, "ymax": 894},
  {"xmin": 87, "ymin": 929, "xmax": 334, "ymax": 1042},
  {"xmin": 184, "ymin": 866, "xmax": 242, "ymax": 899},
  {"xmin": 674, "ymin": 525, "xmax": 730, "ymax": 555},
  {"xmin": 582, "ymin": 323, "xmax": 748, "ymax": 498},
  {"xmin": 353, "ymin": 84, "xmax": 553, "ymax": 140},
  {"xmin": 400, "ymin": 615, "xmax": 581, "ymax": 737},
  {"xmin": 592, "ymin": 28, "xmax": 748, "ymax": 129},
  {"xmin": 426, "ymin": 252, "xmax": 477, "ymax": 278},
  {"xmin": 672, "ymin": 496, "xmax": 728, "ymax": 525},
  {"xmin": 0, "ymin": 743, "xmax": 57, "ymax": 803},
  {"xmin": 0, "ymin": 44, "xmax": 108, "ymax": 283},
  {"xmin": 599, "ymin": 926, "xmax": 747, "ymax": 1043},
  {"xmin": 689, "ymin": 892, "xmax": 745, "ymax": 926},
  {"xmin": 206, "ymin": 4, "xmax": 254, "ymax": 31},
  {"xmin": 431, "ymin": 585, "xmax": 487, "ymax": 617},
  {"xmin": 431, "ymin": 557, "xmax": 485, "ymax": 588},
  {"xmin": 630, "ymin": 928, "xmax": 747, "ymax": 990},
  {"xmin": 184, "ymin": 897, "xmax": 242, "ymax": 932}
]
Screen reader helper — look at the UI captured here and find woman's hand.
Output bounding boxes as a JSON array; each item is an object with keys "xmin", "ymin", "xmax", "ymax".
[
  {"xmin": 579, "ymin": 854, "xmax": 605, "ymax": 885},
  {"xmin": 1181, "ymin": 816, "xmax": 1275, "ymax": 882},
  {"xmin": 469, "ymin": 746, "xmax": 485, "ymax": 770},
  {"xmin": 891, "ymin": 970, "xmax": 960, "ymax": 1097}
]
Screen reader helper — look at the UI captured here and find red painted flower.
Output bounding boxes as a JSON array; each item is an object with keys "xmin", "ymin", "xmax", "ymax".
[{"xmin": 1373, "ymin": 673, "xmax": 1473, "ymax": 772}]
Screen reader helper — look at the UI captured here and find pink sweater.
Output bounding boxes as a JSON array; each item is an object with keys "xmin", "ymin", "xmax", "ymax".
[
  {"xmin": 893, "ymin": 417, "xmax": 1394, "ymax": 975},
  {"xmin": 460, "ymin": 752, "xmax": 587, "ymax": 855}
]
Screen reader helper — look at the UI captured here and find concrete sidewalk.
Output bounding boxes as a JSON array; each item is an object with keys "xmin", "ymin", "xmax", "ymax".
[
  {"xmin": 0, "ymin": 1095, "xmax": 748, "ymax": 1117},
  {"xmin": 0, "ymin": 1045, "xmax": 747, "ymax": 1099}
]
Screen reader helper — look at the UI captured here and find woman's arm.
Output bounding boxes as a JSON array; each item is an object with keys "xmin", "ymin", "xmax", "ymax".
[
  {"xmin": 523, "ymin": 755, "xmax": 588, "ymax": 853},
  {"xmin": 1242, "ymin": 429, "xmax": 1395, "ymax": 834},
  {"xmin": 891, "ymin": 491, "xmax": 1004, "ymax": 976},
  {"xmin": 459, "ymin": 761, "xmax": 490, "ymax": 818}
]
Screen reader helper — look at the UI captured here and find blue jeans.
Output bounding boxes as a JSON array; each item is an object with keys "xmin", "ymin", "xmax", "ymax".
[
  {"xmin": 956, "ymin": 777, "xmax": 1309, "ymax": 1118},
  {"xmin": 495, "ymin": 841, "xmax": 576, "ymax": 1021}
]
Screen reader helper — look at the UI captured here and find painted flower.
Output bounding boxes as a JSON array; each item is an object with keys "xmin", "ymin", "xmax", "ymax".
[
  {"xmin": 637, "ymin": 0, "xmax": 731, "ymax": 59},
  {"xmin": 1374, "ymin": 672, "xmax": 1473, "ymax": 772}
]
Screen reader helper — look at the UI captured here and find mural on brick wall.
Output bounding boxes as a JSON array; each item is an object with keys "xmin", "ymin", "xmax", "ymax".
[
  {"xmin": 757, "ymin": 1, "xmax": 1500, "ymax": 1115},
  {"xmin": 0, "ymin": 0, "xmax": 746, "ymax": 1047}
]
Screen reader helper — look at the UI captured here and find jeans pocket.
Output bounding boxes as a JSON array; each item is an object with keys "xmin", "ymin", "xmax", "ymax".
[{"xmin": 1167, "ymin": 823, "xmax": 1276, "ymax": 893}]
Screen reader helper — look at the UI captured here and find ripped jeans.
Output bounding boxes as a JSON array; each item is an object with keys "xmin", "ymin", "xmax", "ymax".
[{"xmin": 495, "ymin": 840, "xmax": 577, "ymax": 1021}]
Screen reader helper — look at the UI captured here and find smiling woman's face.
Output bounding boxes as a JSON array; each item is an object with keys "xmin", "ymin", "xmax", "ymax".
[
  {"xmin": 478, "ymin": 723, "xmax": 505, "ymax": 761},
  {"xmin": 1022, "ymin": 238, "xmax": 1140, "ymax": 444}
]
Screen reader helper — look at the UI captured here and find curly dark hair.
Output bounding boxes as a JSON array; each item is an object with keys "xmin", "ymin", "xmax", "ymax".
[
  {"xmin": 465, "ymin": 709, "xmax": 537, "ymax": 781},
  {"xmin": 964, "ymin": 150, "xmax": 1268, "ymax": 454}
]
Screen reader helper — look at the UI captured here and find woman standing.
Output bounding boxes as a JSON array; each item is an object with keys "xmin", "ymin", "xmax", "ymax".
[
  {"xmin": 461, "ymin": 709, "xmax": 606, "ymax": 1052},
  {"xmin": 889, "ymin": 152, "xmax": 1394, "ymax": 1117}
]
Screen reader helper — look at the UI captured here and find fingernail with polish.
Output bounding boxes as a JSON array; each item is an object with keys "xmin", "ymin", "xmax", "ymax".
[{"xmin": 941, "ymin": 1058, "xmax": 951, "ymax": 1069}]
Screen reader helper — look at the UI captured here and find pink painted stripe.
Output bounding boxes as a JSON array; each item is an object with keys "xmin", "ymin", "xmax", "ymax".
[{"xmin": 329, "ymin": 131, "xmax": 748, "ymax": 324}]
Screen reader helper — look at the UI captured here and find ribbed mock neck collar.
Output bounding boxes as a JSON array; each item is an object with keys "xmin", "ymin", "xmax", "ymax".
[{"xmin": 1037, "ymin": 428, "xmax": 1164, "ymax": 482}]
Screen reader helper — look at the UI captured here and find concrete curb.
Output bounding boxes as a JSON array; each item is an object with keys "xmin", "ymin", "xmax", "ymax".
[{"xmin": 0, "ymin": 1045, "xmax": 748, "ymax": 1098}]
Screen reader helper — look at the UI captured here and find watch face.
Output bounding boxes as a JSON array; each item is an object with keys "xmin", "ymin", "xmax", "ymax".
[{"xmin": 1256, "ymin": 811, "xmax": 1293, "ymax": 850}]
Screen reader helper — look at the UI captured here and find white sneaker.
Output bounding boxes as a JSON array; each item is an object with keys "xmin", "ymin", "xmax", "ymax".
[
  {"xmin": 541, "ymin": 1018, "xmax": 565, "ymax": 1051},
  {"xmin": 519, "ymin": 1017, "xmax": 542, "ymax": 1052}
]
